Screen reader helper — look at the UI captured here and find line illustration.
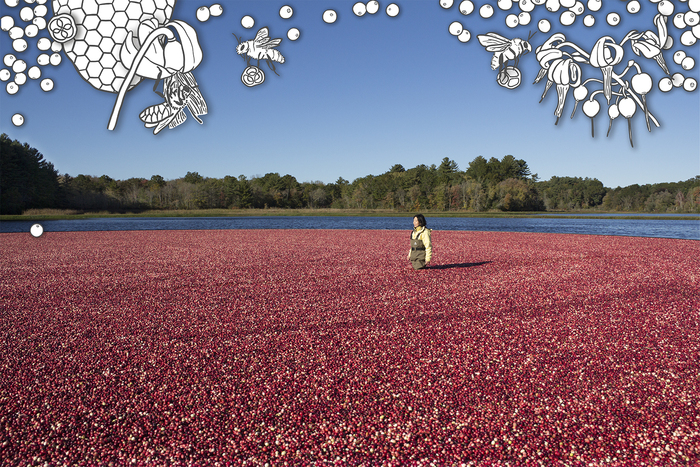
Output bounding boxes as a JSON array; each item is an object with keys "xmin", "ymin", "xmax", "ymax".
[
  {"xmin": 232, "ymin": 27, "xmax": 285, "ymax": 88},
  {"xmin": 44, "ymin": 0, "xmax": 206, "ymax": 133}
]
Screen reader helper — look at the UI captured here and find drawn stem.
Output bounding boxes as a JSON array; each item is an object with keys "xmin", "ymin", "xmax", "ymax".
[{"xmin": 107, "ymin": 26, "xmax": 173, "ymax": 131}]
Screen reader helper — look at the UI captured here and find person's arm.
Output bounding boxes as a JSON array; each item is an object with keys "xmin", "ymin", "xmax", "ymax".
[{"xmin": 422, "ymin": 230, "xmax": 432, "ymax": 263}]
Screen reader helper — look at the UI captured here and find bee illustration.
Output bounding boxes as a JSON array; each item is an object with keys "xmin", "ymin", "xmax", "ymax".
[
  {"xmin": 232, "ymin": 27, "xmax": 285, "ymax": 75},
  {"xmin": 139, "ymin": 71, "xmax": 207, "ymax": 135},
  {"xmin": 477, "ymin": 31, "xmax": 535, "ymax": 73}
]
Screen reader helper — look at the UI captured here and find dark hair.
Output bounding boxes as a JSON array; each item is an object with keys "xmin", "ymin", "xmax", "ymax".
[{"xmin": 414, "ymin": 214, "xmax": 427, "ymax": 227}]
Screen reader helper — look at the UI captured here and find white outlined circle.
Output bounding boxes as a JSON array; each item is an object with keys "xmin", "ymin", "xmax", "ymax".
[
  {"xmin": 682, "ymin": 56, "xmax": 695, "ymax": 70},
  {"xmin": 480, "ymin": 4, "xmax": 494, "ymax": 17},
  {"xmin": 1, "ymin": 15, "xmax": 14, "ymax": 31},
  {"xmin": 458, "ymin": 29, "xmax": 471, "ymax": 42},
  {"xmin": 459, "ymin": 0, "xmax": 475, "ymax": 14},
  {"xmin": 657, "ymin": 1, "xmax": 674, "ymax": 15},
  {"xmin": 560, "ymin": 11, "xmax": 575, "ymax": 26},
  {"xmin": 658, "ymin": 76, "xmax": 673, "ymax": 92},
  {"xmin": 241, "ymin": 15, "xmax": 254, "ymax": 28},
  {"xmin": 449, "ymin": 21, "xmax": 463, "ymax": 35},
  {"xmin": 606, "ymin": 12, "xmax": 620, "ymax": 26},
  {"xmin": 587, "ymin": 0, "xmax": 602, "ymax": 12},
  {"xmin": 386, "ymin": 3, "xmax": 400, "ymax": 17},
  {"xmin": 27, "ymin": 65, "xmax": 40, "ymax": 79},
  {"xmin": 196, "ymin": 7, "xmax": 210, "ymax": 22},
  {"xmin": 12, "ymin": 113, "xmax": 24, "ymax": 126},
  {"xmin": 287, "ymin": 27, "xmax": 300, "ymax": 40},
  {"xmin": 323, "ymin": 9, "xmax": 337, "ymax": 23},
  {"xmin": 40, "ymin": 77, "xmax": 53, "ymax": 91},
  {"xmin": 280, "ymin": 5, "xmax": 293, "ymax": 19},
  {"xmin": 30, "ymin": 223, "xmax": 43, "ymax": 237},
  {"xmin": 210, "ymin": 4, "xmax": 223, "ymax": 16}
]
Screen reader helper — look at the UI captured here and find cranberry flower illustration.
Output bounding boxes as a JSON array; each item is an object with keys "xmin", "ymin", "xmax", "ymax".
[
  {"xmin": 589, "ymin": 36, "xmax": 624, "ymax": 104},
  {"xmin": 548, "ymin": 58, "xmax": 582, "ymax": 125},
  {"xmin": 621, "ymin": 14, "xmax": 671, "ymax": 76}
]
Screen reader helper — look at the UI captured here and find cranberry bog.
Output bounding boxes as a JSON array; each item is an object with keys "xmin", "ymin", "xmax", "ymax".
[{"xmin": 1, "ymin": 229, "xmax": 699, "ymax": 465}]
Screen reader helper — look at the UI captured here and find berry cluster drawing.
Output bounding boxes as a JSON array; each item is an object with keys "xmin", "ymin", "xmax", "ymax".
[{"xmin": 1, "ymin": 0, "xmax": 698, "ymax": 143}]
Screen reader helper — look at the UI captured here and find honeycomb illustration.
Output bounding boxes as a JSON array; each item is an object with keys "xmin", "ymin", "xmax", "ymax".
[{"xmin": 51, "ymin": 0, "xmax": 175, "ymax": 93}]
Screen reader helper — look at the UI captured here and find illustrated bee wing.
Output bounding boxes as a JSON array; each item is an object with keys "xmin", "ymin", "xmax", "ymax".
[
  {"xmin": 254, "ymin": 27, "xmax": 282, "ymax": 48},
  {"xmin": 140, "ymin": 103, "xmax": 178, "ymax": 135},
  {"xmin": 477, "ymin": 33, "xmax": 510, "ymax": 52},
  {"xmin": 179, "ymin": 72, "xmax": 207, "ymax": 121},
  {"xmin": 168, "ymin": 108, "xmax": 188, "ymax": 130}
]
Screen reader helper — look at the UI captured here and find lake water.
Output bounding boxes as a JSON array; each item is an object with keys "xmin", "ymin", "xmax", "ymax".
[{"xmin": 2, "ymin": 216, "xmax": 698, "ymax": 240}]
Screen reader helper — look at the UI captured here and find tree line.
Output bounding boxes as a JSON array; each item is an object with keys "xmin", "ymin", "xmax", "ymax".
[{"xmin": 2, "ymin": 133, "xmax": 699, "ymax": 215}]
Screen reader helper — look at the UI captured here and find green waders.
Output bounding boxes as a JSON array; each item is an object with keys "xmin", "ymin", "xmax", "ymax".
[{"xmin": 410, "ymin": 230, "xmax": 427, "ymax": 270}]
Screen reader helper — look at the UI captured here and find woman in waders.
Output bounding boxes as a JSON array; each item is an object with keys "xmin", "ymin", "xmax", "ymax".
[{"xmin": 408, "ymin": 214, "xmax": 432, "ymax": 270}]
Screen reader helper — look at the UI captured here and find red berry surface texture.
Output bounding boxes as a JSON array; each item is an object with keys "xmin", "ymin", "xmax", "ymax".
[{"xmin": 1, "ymin": 229, "xmax": 699, "ymax": 464}]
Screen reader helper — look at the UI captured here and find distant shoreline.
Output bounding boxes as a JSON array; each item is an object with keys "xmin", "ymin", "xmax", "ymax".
[{"xmin": 2, "ymin": 208, "xmax": 699, "ymax": 222}]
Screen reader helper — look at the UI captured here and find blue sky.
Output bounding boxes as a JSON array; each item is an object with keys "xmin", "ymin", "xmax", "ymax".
[{"xmin": 1, "ymin": 0, "xmax": 698, "ymax": 188}]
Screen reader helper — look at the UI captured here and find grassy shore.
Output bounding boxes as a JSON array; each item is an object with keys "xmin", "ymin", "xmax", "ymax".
[{"xmin": 2, "ymin": 207, "xmax": 698, "ymax": 221}]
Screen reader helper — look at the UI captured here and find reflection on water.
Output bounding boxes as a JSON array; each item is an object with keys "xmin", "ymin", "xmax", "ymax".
[{"xmin": 2, "ymin": 216, "xmax": 698, "ymax": 240}]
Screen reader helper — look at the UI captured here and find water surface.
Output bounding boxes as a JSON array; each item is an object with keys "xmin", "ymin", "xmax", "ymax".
[{"xmin": 2, "ymin": 216, "xmax": 698, "ymax": 240}]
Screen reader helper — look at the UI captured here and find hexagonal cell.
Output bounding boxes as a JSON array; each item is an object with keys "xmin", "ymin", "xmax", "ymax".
[
  {"xmin": 114, "ymin": 0, "xmax": 130, "ymax": 12},
  {"xmin": 112, "ymin": 76, "xmax": 125, "ymax": 91},
  {"xmin": 82, "ymin": 1, "xmax": 99, "ymax": 15},
  {"xmin": 153, "ymin": 9, "xmax": 167, "ymax": 24},
  {"xmin": 154, "ymin": 0, "xmax": 169, "ymax": 9},
  {"xmin": 141, "ymin": 0, "xmax": 156, "ymax": 14},
  {"xmin": 99, "ymin": 67, "xmax": 115, "ymax": 86},
  {"xmin": 112, "ymin": 11, "xmax": 128, "ymax": 28},
  {"xmin": 165, "ymin": 6, "xmax": 173, "ymax": 21},
  {"xmin": 97, "ymin": 4, "xmax": 115, "ymax": 20},
  {"xmin": 97, "ymin": 19, "xmax": 115, "ymax": 36},
  {"xmin": 73, "ymin": 40, "xmax": 88, "ymax": 56},
  {"xmin": 126, "ymin": 2, "xmax": 142, "ymax": 19},
  {"xmin": 84, "ymin": 29, "xmax": 102, "ymax": 46},
  {"xmin": 74, "ymin": 55, "xmax": 89, "ymax": 71},
  {"xmin": 67, "ymin": 0, "xmax": 85, "ymax": 11},
  {"xmin": 112, "ymin": 26, "xmax": 128, "ymax": 44},
  {"xmin": 98, "ymin": 36, "xmax": 114, "ymax": 53},
  {"xmin": 74, "ymin": 28, "xmax": 88, "ymax": 44},
  {"xmin": 54, "ymin": 5, "xmax": 71, "ymax": 16},
  {"xmin": 101, "ymin": 52, "xmax": 117, "ymax": 69},
  {"xmin": 138, "ymin": 12, "xmax": 156, "ymax": 24},
  {"xmin": 85, "ymin": 45, "xmax": 103, "ymax": 61},
  {"xmin": 126, "ymin": 19, "xmax": 140, "ymax": 34},
  {"xmin": 73, "ymin": 8, "xmax": 87, "ymax": 25},
  {"xmin": 114, "ymin": 61, "xmax": 130, "ymax": 78},
  {"xmin": 83, "ymin": 14, "xmax": 100, "ymax": 31},
  {"xmin": 88, "ymin": 76, "xmax": 104, "ymax": 90},
  {"xmin": 86, "ymin": 61, "xmax": 102, "ymax": 78}
]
